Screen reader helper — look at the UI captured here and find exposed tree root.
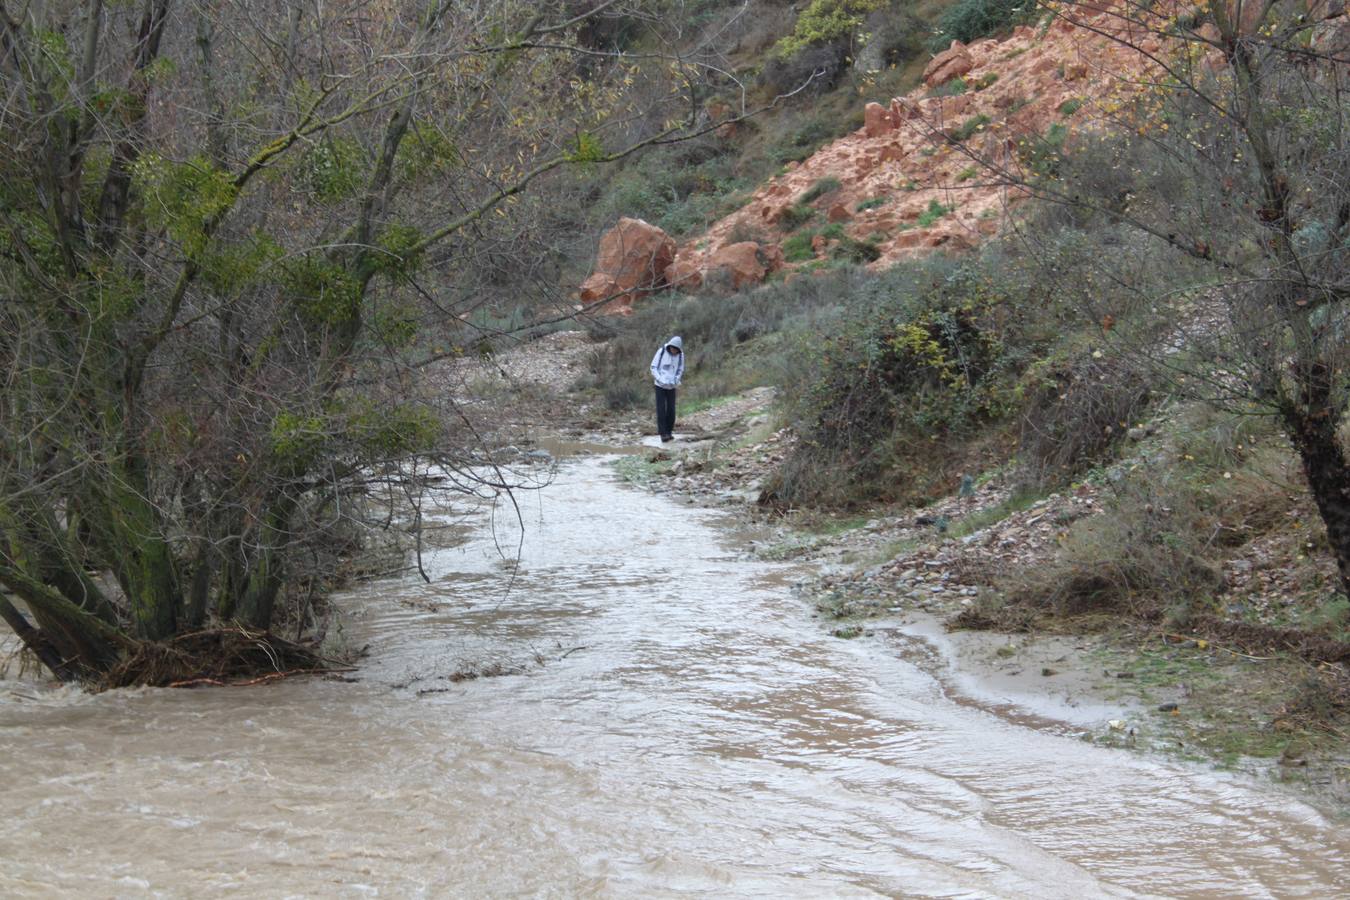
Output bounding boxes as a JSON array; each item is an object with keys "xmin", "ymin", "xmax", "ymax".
[{"xmin": 100, "ymin": 627, "xmax": 344, "ymax": 690}]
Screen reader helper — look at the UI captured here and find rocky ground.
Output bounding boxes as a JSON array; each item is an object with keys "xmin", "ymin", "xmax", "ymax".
[{"xmin": 458, "ymin": 331, "xmax": 1349, "ymax": 816}]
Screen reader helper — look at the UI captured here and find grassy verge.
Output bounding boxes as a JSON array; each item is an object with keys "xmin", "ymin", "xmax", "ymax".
[{"xmin": 1088, "ymin": 636, "xmax": 1348, "ymax": 793}]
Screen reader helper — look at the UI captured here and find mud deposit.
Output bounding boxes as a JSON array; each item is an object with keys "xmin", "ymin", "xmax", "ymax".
[{"xmin": 1, "ymin": 457, "xmax": 1347, "ymax": 897}]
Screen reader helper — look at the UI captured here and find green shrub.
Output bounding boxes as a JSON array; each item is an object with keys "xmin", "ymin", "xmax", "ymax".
[
  {"xmin": 973, "ymin": 72, "xmax": 999, "ymax": 91},
  {"xmin": 1000, "ymin": 472, "xmax": 1227, "ymax": 619},
  {"xmin": 956, "ymin": 166, "xmax": 979, "ymax": 182},
  {"xmin": 760, "ymin": 41, "xmax": 851, "ymax": 97},
  {"xmin": 1017, "ymin": 122, "xmax": 1069, "ymax": 177},
  {"xmin": 301, "ymin": 137, "xmax": 366, "ymax": 202},
  {"xmin": 930, "ymin": 0, "xmax": 1040, "ymax": 51},
  {"xmin": 928, "ymin": 77, "xmax": 967, "ymax": 97},
  {"xmin": 769, "ymin": 118, "xmax": 840, "ymax": 165},
  {"xmin": 762, "ymin": 258, "xmax": 1027, "ymax": 507},
  {"xmin": 951, "ymin": 113, "xmax": 991, "ymax": 142},
  {"xmin": 777, "ymin": 203, "xmax": 817, "ymax": 231},
  {"xmin": 856, "ymin": 196, "xmax": 888, "ymax": 212},
  {"xmin": 1058, "ymin": 97, "xmax": 1084, "ymax": 116},
  {"xmin": 1015, "ymin": 351, "xmax": 1158, "ymax": 487},
  {"xmin": 592, "ymin": 139, "xmax": 747, "ymax": 237},
  {"xmin": 782, "ymin": 231, "xmax": 819, "ymax": 262},
  {"xmin": 819, "ymin": 222, "xmax": 847, "ymax": 240},
  {"xmin": 830, "ymin": 235, "xmax": 881, "ymax": 263},
  {"xmin": 800, "ymin": 176, "xmax": 843, "ymax": 204},
  {"xmin": 917, "ymin": 198, "xmax": 952, "ymax": 227},
  {"xmin": 772, "ymin": 0, "xmax": 890, "ymax": 58}
]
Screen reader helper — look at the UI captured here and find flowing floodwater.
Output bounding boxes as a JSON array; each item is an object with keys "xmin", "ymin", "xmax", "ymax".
[{"xmin": 1, "ymin": 456, "xmax": 1347, "ymax": 897}]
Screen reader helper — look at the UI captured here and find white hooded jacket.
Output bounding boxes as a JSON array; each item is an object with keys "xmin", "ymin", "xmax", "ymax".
[{"xmin": 650, "ymin": 335, "xmax": 685, "ymax": 389}]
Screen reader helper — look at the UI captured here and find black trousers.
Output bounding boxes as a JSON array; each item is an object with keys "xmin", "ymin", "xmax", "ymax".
[{"xmin": 654, "ymin": 386, "xmax": 677, "ymax": 437}]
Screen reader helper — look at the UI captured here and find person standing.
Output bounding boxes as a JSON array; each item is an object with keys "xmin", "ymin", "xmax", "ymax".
[{"xmin": 650, "ymin": 335, "xmax": 684, "ymax": 442}]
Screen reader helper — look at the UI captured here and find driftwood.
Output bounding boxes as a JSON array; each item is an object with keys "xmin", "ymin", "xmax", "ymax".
[{"xmin": 101, "ymin": 627, "xmax": 343, "ymax": 690}]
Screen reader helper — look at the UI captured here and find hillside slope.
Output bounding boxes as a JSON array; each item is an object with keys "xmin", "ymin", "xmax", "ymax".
[
  {"xmin": 679, "ymin": 14, "xmax": 1160, "ymax": 272},
  {"xmin": 578, "ymin": 6, "xmax": 1168, "ymax": 305}
]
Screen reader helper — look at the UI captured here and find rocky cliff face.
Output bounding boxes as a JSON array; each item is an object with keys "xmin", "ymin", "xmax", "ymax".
[{"xmin": 576, "ymin": 1, "xmax": 1347, "ymax": 309}]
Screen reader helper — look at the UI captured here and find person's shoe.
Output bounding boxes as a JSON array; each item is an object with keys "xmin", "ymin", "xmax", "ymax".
[{"xmin": 660, "ymin": 434, "xmax": 673, "ymax": 442}]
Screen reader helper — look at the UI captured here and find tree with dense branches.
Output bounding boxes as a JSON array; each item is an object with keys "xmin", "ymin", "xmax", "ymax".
[{"xmin": 0, "ymin": 0, "xmax": 737, "ymax": 681}]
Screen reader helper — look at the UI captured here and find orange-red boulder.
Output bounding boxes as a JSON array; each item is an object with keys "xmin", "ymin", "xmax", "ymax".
[
  {"xmin": 708, "ymin": 242, "xmax": 768, "ymax": 290},
  {"xmin": 924, "ymin": 42, "xmax": 974, "ymax": 87},
  {"xmin": 864, "ymin": 101, "xmax": 896, "ymax": 137},
  {"xmin": 579, "ymin": 217, "xmax": 676, "ymax": 311},
  {"xmin": 827, "ymin": 203, "xmax": 852, "ymax": 223},
  {"xmin": 578, "ymin": 272, "xmax": 625, "ymax": 311},
  {"xmin": 664, "ymin": 256, "xmax": 704, "ymax": 293}
]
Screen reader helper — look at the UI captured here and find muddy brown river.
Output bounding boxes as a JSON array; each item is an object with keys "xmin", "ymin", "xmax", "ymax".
[{"xmin": 2, "ymin": 456, "xmax": 1347, "ymax": 897}]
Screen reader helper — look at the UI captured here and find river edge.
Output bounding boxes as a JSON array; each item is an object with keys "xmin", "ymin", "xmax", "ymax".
[
  {"xmin": 469, "ymin": 350, "xmax": 1349, "ymax": 821},
  {"xmin": 598, "ymin": 432, "xmax": 1350, "ymax": 819},
  {"xmin": 3, "ymin": 333, "xmax": 1337, "ymax": 816}
]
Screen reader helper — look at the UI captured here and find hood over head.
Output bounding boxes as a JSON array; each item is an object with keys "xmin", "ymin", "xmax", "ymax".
[{"xmin": 666, "ymin": 335, "xmax": 683, "ymax": 352}]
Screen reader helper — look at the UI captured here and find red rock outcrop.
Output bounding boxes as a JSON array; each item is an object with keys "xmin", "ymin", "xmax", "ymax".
[
  {"xmin": 863, "ymin": 101, "xmax": 896, "ymax": 138},
  {"xmin": 664, "ymin": 256, "xmax": 704, "ymax": 293},
  {"xmin": 578, "ymin": 217, "xmax": 676, "ymax": 313},
  {"xmin": 584, "ymin": 3, "xmax": 1202, "ymax": 308},
  {"xmin": 661, "ymin": 2, "xmax": 1170, "ymax": 279},
  {"xmin": 707, "ymin": 242, "xmax": 769, "ymax": 291},
  {"xmin": 827, "ymin": 203, "xmax": 852, "ymax": 223},
  {"xmin": 923, "ymin": 42, "xmax": 974, "ymax": 88}
]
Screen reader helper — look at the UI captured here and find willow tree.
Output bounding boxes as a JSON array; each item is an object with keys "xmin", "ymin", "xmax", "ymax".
[{"xmin": 0, "ymin": 0, "xmax": 727, "ymax": 681}]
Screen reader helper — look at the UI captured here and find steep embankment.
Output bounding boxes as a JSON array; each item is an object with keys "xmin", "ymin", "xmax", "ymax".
[
  {"xmin": 679, "ymin": 15, "xmax": 1160, "ymax": 270},
  {"xmin": 578, "ymin": 7, "xmax": 1168, "ymax": 310}
]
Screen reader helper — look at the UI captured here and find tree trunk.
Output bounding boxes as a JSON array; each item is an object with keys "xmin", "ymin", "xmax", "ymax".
[
  {"xmin": 88, "ymin": 458, "xmax": 180, "ymax": 641},
  {"xmin": 231, "ymin": 495, "xmax": 298, "ymax": 630},
  {"xmin": 0, "ymin": 595, "xmax": 78, "ymax": 681},
  {"xmin": 0, "ymin": 568, "xmax": 122, "ymax": 673},
  {"xmin": 1282, "ymin": 367, "xmax": 1350, "ymax": 599}
]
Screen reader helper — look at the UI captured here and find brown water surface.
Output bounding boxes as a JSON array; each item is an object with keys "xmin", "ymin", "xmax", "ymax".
[{"xmin": 1, "ymin": 457, "xmax": 1346, "ymax": 897}]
